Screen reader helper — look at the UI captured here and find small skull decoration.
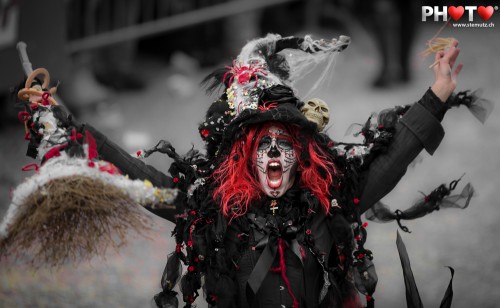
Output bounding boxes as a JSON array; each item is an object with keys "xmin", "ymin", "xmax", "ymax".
[{"xmin": 301, "ymin": 98, "xmax": 330, "ymax": 131}]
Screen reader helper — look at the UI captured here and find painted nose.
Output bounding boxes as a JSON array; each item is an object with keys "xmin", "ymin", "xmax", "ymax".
[{"xmin": 267, "ymin": 145, "xmax": 280, "ymax": 158}]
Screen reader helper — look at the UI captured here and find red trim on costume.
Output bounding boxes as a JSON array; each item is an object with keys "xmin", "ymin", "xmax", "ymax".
[
  {"xmin": 21, "ymin": 163, "xmax": 40, "ymax": 171},
  {"xmin": 277, "ymin": 239, "xmax": 299, "ymax": 308},
  {"xmin": 85, "ymin": 131, "xmax": 98, "ymax": 160},
  {"xmin": 44, "ymin": 144, "xmax": 68, "ymax": 161}
]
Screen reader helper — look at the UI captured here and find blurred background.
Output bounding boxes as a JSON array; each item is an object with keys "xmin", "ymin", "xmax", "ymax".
[{"xmin": 1, "ymin": 0, "xmax": 499, "ymax": 307}]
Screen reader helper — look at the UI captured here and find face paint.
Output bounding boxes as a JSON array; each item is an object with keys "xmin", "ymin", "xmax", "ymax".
[{"xmin": 255, "ymin": 125, "xmax": 298, "ymax": 198}]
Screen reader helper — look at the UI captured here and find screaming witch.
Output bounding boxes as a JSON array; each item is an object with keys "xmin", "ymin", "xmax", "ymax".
[{"xmin": 2, "ymin": 33, "xmax": 484, "ymax": 307}]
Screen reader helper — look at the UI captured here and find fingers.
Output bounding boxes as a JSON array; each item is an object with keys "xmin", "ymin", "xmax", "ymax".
[
  {"xmin": 452, "ymin": 63, "xmax": 463, "ymax": 81},
  {"xmin": 442, "ymin": 40, "xmax": 460, "ymax": 67},
  {"xmin": 434, "ymin": 50, "xmax": 444, "ymax": 62},
  {"xmin": 432, "ymin": 40, "xmax": 460, "ymax": 75},
  {"xmin": 448, "ymin": 47, "xmax": 460, "ymax": 69},
  {"xmin": 432, "ymin": 51, "xmax": 445, "ymax": 72}
]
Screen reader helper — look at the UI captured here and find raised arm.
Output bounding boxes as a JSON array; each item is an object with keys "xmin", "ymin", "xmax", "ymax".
[{"xmin": 357, "ymin": 40, "xmax": 462, "ymax": 213}]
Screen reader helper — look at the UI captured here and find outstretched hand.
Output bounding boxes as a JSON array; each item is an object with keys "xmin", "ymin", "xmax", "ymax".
[{"xmin": 430, "ymin": 40, "xmax": 463, "ymax": 103}]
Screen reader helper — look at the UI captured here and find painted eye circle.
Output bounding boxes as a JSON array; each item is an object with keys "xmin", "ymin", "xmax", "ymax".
[
  {"xmin": 258, "ymin": 136, "xmax": 272, "ymax": 150},
  {"xmin": 277, "ymin": 139, "xmax": 292, "ymax": 150}
]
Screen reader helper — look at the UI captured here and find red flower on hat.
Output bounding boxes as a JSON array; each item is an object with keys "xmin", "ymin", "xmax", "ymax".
[{"xmin": 223, "ymin": 60, "xmax": 267, "ymax": 86}]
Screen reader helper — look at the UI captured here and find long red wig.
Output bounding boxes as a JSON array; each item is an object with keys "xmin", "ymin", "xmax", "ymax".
[{"xmin": 213, "ymin": 122, "xmax": 337, "ymax": 218}]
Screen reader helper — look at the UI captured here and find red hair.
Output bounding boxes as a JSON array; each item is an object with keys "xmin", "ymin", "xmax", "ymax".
[{"xmin": 213, "ymin": 122, "xmax": 337, "ymax": 218}]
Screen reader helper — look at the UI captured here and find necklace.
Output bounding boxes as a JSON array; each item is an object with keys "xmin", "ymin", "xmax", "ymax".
[{"xmin": 270, "ymin": 200, "xmax": 278, "ymax": 215}]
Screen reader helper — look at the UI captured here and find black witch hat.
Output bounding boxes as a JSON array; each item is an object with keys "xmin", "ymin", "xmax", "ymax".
[{"xmin": 198, "ymin": 33, "xmax": 351, "ymax": 157}]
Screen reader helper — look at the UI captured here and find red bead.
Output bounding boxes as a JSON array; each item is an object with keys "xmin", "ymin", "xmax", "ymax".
[
  {"xmin": 190, "ymin": 210, "xmax": 196, "ymax": 215},
  {"xmin": 358, "ymin": 253, "xmax": 365, "ymax": 259},
  {"xmin": 353, "ymin": 198, "xmax": 360, "ymax": 205},
  {"xmin": 188, "ymin": 265, "xmax": 195, "ymax": 272},
  {"xmin": 187, "ymin": 240, "xmax": 193, "ymax": 246},
  {"xmin": 362, "ymin": 222, "xmax": 369, "ymax": 228},
  {"xmin": 305, "ymin": 229, "xmax": 312, "ymax": 235},
  {"xmin": 366, "ymin": 295, "xmax": 372, "ymax": 302},
  {"xmin": 173, "ymin": 177, "xmax": 179, "ymax": 183},
  {"xmin": 200, "ymin": 129, "xmax": 210, "ymax": 138},
  {"xmin": 355, "ymin": 235, "xmax": 361, "ymax": 241},
  {"xmin": 339, "ymin": 255, "xmax": 345, "ymax": 262},
  {"xmin": 88, "ymin": 161, "xmax": 95, "ymax": 168},
  {"xmin": 136, "ymin": 150, "xmax": 141, "ymax": 157}
]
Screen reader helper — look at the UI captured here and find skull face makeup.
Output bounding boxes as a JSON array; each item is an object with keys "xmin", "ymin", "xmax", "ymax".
[
  {"xmin": 255, "ymin": 125, "xmax": 298, "ymax": 198},
  {"xmin": 301, "ymin": 98, "xmax": 330, "ymax": 131}
]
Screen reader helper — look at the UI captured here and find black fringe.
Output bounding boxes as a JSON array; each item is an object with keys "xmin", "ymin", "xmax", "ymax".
[{"xmin": 201, "ymin": 67, "xmax": 230, "ymax": 95}]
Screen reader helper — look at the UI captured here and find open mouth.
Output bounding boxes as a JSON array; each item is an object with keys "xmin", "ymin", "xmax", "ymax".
[{"xmin": 266, "ymin": 161, "xmax": 283, "ymax": 189}]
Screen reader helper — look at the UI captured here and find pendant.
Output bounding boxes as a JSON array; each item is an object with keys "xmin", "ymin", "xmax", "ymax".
[{"xmin": 270, "ymin": 200, "xmax": 278, "ymax": 215}]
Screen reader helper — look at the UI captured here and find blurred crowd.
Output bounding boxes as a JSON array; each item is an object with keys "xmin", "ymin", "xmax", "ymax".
[{"xmin": 0, "ymin": 0, "xmax": 444, "ymax": 126}]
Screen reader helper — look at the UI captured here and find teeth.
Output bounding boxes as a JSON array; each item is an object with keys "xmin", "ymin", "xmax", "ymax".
[{"xmin": 269, "ymin": 162, "xmax": 281, "ymax": 167}]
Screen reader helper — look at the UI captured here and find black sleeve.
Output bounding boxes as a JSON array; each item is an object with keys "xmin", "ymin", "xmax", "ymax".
[
  {"xmin": 84, "ymin": 124, "xmax": 174, "ymax": 188},
  {"xmin": 357, "ymin": 89, "xmax": 447, "ymax": 214}
]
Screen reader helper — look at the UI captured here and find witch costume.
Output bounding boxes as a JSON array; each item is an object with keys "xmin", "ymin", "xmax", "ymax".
[{"xmin": 1, "ymin": 33, "xmax": 485, "ymax": 307}]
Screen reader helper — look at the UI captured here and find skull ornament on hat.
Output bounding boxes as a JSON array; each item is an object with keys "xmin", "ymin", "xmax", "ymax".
[
  {"xmin": 200, "ymin": 33, "xmax": 350, "ymax": 160},
  {"xmin": 301, "ymin": 98, "xmax": 330, "ymax": 131}
]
